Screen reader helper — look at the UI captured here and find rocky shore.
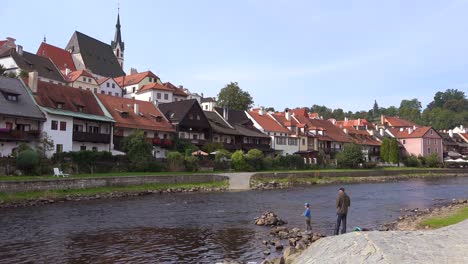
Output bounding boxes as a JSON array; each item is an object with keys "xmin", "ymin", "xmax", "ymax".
[{"xmin": 0, "ymin": 186, "xmax": 227, "ymax": 209}]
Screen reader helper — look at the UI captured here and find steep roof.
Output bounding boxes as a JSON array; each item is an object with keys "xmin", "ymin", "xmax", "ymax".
[
  {"xmin": 137, "ymin": 82, "xmax": 173, "ymax": 93},
  {"xmin": 387, "ymin": 127, "xmax": 439, "ymax": 139},
  {"xmin": 164, "ymin": 82, "xmax": 188, "ymax": 97},
  {"xmin": 382, "ymin": 116, "xmax": 417, "ymax": 128},
  {"xmin": 114, "ymin": 71, "xmax": 158, "ymax": 87},
  {"xmin": 204, "ymin": 111, "xmax": 240, "ymax": 136},
  {"xmin": 345, "ymin": 127, "xmax": 381, "ymax": 146},
  {"xmin": 214, "ymin": 107, "xmax": 250, "ymax": 125},
  {"xmin": 248, "ymin": 110, "xmax": 290, "ymax": 134},
  {"xmin": 66, "ymin": 70, "xmax": 95, "ymax": 82},
  {"xmin": 158, "ymin": 99, "xmax": 199, "ymax": 123},
  {"xmin": 97, "ymin": 94, "xmax": 174, "ymax": 132},
  {"xmin": 0, "ymin": 77, "xmax": 45, "ymax": 120},
  {"xmin": 336, "ymin": 119, "xmax": 371, "ymax": 127},
  {"xmin": 308, "ymin": 119, "xmax": 352, "ymax": 143},
  {"xmin": 65, "ymin": 31, "xmax": 125, "ymax": 77},
  {"xmin": 36, "ymin": 42, "xmax": 77, "ymax": 71},
  {"xmin": 2, "ymin": 49, "xmax": 65, "ymax": 83},
  {"xmin": 34, "ymin": 81, "xmax": 109, "ymax": 121}
]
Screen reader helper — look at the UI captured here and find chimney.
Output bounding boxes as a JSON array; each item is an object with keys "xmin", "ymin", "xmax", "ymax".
[
  {"xmin": 399, "ymin": 127, "xmax": 404, "ymax": 132},
  {"xmin": 285, "ymin": 109, "xmax": 291, "ymax": 121},
  {"xmin": 460, "ymin": 125, "xmax": 464, "ymax": 131},
  {"xmin": 16, "ymin": 45, "xmax": 23, "ymax": 56},
  {"xmin": 223, "ymin": 107, "xmax": 229, "ymax": 121},
  {"xmin": 134, "ymin": 103, "xmax": 139, "ymax": 115},
  {"xmin": 379, "ymin": 128, "xmax": 384, "ymax": 137},
  {"xmin": 65, "ymin": 68, "xmax": 71, "ymax": 76},
  {"xmin": 369, "ymin": 130, "xmax": 374, "ymax": 136},
  {"xmin": 344, "ymin": 117, "xmax": 348, "ymax": 121},
  {"xmin": 413, "ymin": 125, "xmax": 417, "ymax": 130},
  {"xmin": 380, "ymin": 115, "xmax": 385, "ymax": 125},
  {"xmin": 408, "ymin": 127, "xmax": 413, "ymax": 134},
  {"xmin": 28, "ymin": 71, "xmax": 38, "ymax": 94},
  {"xmin": 449, "ymin": 130, "xmax": 453, "ymax": 138},
  {"xmin": 128, "ymin": 68, "xmax": 138, "ymax": 75},
  {"xmin": 343, "ymin": 128, "xmax": 348, "ymax": 134},
  {"xmin": 258, "ymin": 107, "xmax": 264, "ymax": 116},
  {"xmin": 358, "ymin": 118, "xmax": 361, "ymax": 125}
]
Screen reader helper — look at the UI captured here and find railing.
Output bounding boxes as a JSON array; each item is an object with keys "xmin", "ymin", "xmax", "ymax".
[
  {"xmin": 73, "ymin": 131, "xmax": 111, "ymax": 144},
  {"xmin": 0, "ymin": 129, "xmax": 40, "ymax": 141},
  {"xmin": 152, "ymin": 138, "xmax": 173, "ymax": 148}
]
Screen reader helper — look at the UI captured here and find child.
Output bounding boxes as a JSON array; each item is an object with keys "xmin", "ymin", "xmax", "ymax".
[{"xmin": 303, "ymin": 203, "xmax": 312, "ymax": 231}]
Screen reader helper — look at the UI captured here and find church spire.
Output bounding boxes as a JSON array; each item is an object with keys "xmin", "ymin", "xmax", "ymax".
[{"xmin": 112, "ymin": 11, "xmax": 124, "ymax": 51}]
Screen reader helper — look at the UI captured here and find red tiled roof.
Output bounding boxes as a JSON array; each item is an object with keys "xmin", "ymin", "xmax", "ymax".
[
  {"xmin": 114, "ymin": 71, "xmax": 158, "ymax": 86},
  {"xmin": 460, "ymin": 133, "xmax": 468, "ymax": 141},
  {"xmin": 290, "ymin": 108, "xmax": 308, "ymax": 117},
  {"xmin": 34, "ymin": 81, "xmax": 104, "ymax": 116},
  {"xmin": 387, "ymin": 127, "xmax": 437, "ymax": 139},
  {"xmin": 345, "ymin": 127, "xmax": 381, "ymax": 146},
  {"xmin": 36, "ymin": 42, "xmax": 76, "ymax": 71},
  {"xmin": 309, "ymin": 113, "xmax": 320, "ymax": 119},
  {"xmin": 66, "ymin": 70, "xmax": 95, "ymax": 82},
  {"xmin": 336, "ymin": 119, "xmax": 370, "ymax": 127},
  {"xmin": 97, "ymin": 94, "xmax": 174, "ymax": 132},
  {"xmin": 97, "ymin": 77, "xmax": 110, "ymax": 85},
  {"xmin": 382, "ymin": 116, "xmax": 417, "ymax": 127},
  {"xmin": 309, "ymin": 119, "xmax": 352, "ymax": 143},
  {"xmin": 163, "ymin": 82, "xmax": 188, "ymax": 97},
  {"xmin": 248, "ymin": 111, "xmax": 290, "ymax": 134},
  {"xmin": 138, "ymin": 83, "xmax": 173, "ymax": 93}
]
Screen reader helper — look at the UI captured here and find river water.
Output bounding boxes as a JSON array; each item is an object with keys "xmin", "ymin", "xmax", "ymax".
[{"xmin": 0, "ymin": 176, "xmax": 467, "ymax": 263}]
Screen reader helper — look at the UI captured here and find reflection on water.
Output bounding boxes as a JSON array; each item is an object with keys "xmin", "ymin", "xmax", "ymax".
[{"xmin": 0, "ymin": 176, "xmax": 467, "ymax": 263}]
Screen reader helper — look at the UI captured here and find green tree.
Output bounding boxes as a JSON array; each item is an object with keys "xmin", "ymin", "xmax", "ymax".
[
  {"xmin": 122, "ymin": 130, "xmax": 153, "ymax": 171},
  {"xmin": 380, "ymin": 137, "xmax": 390, "ymax": 162},
  {"xmin": 388, "ymin": 138, "xmax": 400, "ymax": 164},
  {"xmin": 16, "ymin": 149, "xmax": 40, "ymax": 175},
  {"xmin": 167, "ymin": 151, "xmax": 185, "ymax": 171},
  {"xmin": 336, "ymin": 143, "xmax": 364, "ymax": 168},
  {"xmin": 217, "ymin": 82, "xmax": 253, "ymax": 111},
  {"xmin": 426, "ymin": 153, "xmax": 439, "ymax": 168},
  {"xmin": 398, "ymin": 99, "xmax": 422, "ymax": 123},
  {"xmin": 201, "ymin": 142, "xmax": 224, "ymax": 154},
  {"xmin": 231, "ymin": 150, "xmax": 251, "ymax": 171},
  {"xmin": 245, "ymin": 149, "xmax": 264, "ymax": 171},
  {"xmin": 433, "ymin": 89, "xmax": 466, "ymax": 108}
]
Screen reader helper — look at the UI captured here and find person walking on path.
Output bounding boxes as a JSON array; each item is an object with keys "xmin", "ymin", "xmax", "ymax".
[
  {"xmin": 303, "ymin": 203, "xmax": 312, "ymax": 231},
  {"xmin": 334, "ymin": 187, "xmax": 351, "ymax": 235}
]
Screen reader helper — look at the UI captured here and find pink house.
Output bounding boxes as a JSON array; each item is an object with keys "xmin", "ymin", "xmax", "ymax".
[{"xmin": 388, "ymin": 127, "xmax": 443, "ymax": 162}]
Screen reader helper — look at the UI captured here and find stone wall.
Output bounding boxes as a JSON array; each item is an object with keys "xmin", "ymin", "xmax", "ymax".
[
  {"xmin": 252, "ymin": 169, "xmax": 468, "ymax": 181},
  {"xmin": 0, "ymin": 174, "xmax": 228, "ymax": 193}
]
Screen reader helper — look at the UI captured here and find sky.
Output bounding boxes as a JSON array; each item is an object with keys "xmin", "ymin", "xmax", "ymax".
[{"xmin": 1, "ymin": 0, "xmax": 468, "ymax": 112}]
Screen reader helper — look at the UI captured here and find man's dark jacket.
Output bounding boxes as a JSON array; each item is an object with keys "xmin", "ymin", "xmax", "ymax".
[{"xmin": 336, "ymin": 193, "xmax": 351, "ymax": 214}]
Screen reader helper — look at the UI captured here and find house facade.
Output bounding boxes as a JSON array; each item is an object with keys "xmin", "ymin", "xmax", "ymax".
[
  {"xmin": 135, "ymin": 82, "xmax": 174, "ymax": 104},
  {"xmin": 33, "ymin": 80, "xmax": 114, "ymax": 157},
  {"xmin": 0, "ymin": 76, "xmax": 45, "ymax": 157},
  {"xmin": 115, "ymin": 70, "xmax": 160, "ymax": 99},
  {"xmin": 97, "ymin": 77, "xmax": 123, "ymax": 97},
  {"xmin": 97, "ymin": 95, "xmax": 175, "ymax": 158},
  {"xmin": 387, "ymin": 127, "xmax": 443, "ymax": 162},
  {"xmin": 66, "ymin": 70, "xmax": 99, "ymax": 93}
]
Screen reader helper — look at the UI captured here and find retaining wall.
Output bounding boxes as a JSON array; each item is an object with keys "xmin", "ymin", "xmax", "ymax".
[{"xmin": 0, "ymin": 174, "xmax": 228, "ymax": 193}]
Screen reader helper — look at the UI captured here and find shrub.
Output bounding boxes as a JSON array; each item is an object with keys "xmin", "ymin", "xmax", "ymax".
[
  {"xmin": 426, "ymin": 153, "xmax": 439, "ymax": 168},
  {"xmin": 246, "ymin": 149, "xmax": 264, "ymax": 171},
  {"xmin": 184, "ymin": 156, "xmax": 199, "ymax": 172},
  {"xmin": 231, "ymin": 150, "xmax": 251, "ymax": 171},
  {"xmin": 122, "ymin": 130, "xmax": 153, "ymax": 171},
  {"xmin": 214, "ymin": 149, "xmax": 231, "ymax": 170},
  {"xmin": 336, "ymin": 143, "xmax": 364, "ymax": 168},
  {"xmin": 167, "ymin": 151, "xmax": 185, "ymax": 171},
  {"xmin": 274, "ymin": 155, "xmax": 305, "ymax": 170},
  {"xmin": 403, "ymin": 155, "xmax": 420, "ymax": 167},
  {"xmin": 418, "ymin": 155, "xmax": 427, "ymax": 167},
  {"xmin": 262, "ymin": 157, "xmax": 274, "ymax": 170},
  {"xmin": 16, "ymin": 149, "xmax": 40, "ymax": 175},
  {"xmin": 201, "ymin": 142, "xmax": 224, "ymax": 154}
]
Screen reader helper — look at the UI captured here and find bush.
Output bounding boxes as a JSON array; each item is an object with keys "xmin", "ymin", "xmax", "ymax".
[
  {"xmin": 214, "ymin": 149, "xmax": 231, "ymax": 170},
  {"xmin": 273, "ymin": 155, "xmax": 305, "ymax": 170},
  {"xmin": 184, "ymin": 156, "xmax": 199, "ymax": 172},
  {"xmin": 418, "ymin": 155, "xmax": 427, "ymax": 167},
  {"xmin": 167, "ymin": 151, "xmax": 185, "ymax": 171},
  {"xmin": 231, "ymin": 150, "xmax": 251, "ymax": 171},
  {"xmin": 201, "ymin": 142, "xmax": 224, "ymax": 154},
  {"xmin": 122, "ymin": 130, "xmax": 153, "ymax": 171},
  {"xmin": 426, "ymin": 153, "xmax": 439, "ymax": 168},
  {"xmin": 246, "ymin": 149, "xmax": 264, "ymax": 171},
  {"xmin": 16, "ymin": 149, "xmax": 40, "ymax": 175},
  {"xmin": 336, "ymin": 143, "xmax": 364, "ymax": 168},
  {"xmin": 262, "ymin": 157, "xmax": 274, "ymax": 170},
  {"xmin": 403, "ymin": 155, "xmax": 420, "ymax": 167}
]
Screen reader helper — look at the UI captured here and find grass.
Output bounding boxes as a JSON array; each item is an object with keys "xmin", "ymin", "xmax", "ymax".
[
  {"xmin": 421, "ymin": 207, "xmax": 468, "ymax": 229},
  {"xmin": 0, "ymin": 180, "xmax": 228, "ymax": 203}
]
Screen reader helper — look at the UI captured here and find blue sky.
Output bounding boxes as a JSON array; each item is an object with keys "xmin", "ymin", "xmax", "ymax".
[{"xmin": 2, "ymin": 0, "xmax": 468, "ymax": 111}]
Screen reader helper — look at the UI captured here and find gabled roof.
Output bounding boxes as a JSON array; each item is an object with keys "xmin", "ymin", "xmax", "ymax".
[
  {"xmin": 158, "ymin": 99, "xmax": 200, "ymax": 123},
  {"xmin": 97, "ymin": 94, "xmax": 174, "ymax": 132},
  {"xmin": 164, "ymin": 82, "xmax": 189, "ymax": 97},
  {"xmin": 232, "ymin": 124, "xmax": 270, "ymax": 138},
  {"xmin": 336, "ymin": 119, "xmax": 371, "ymax": 127},
  {"xmin": 0, "ymin": 77, "xmax": 45, "ymax": 120},
  {"xmin": 34, "ymin": 81, "xmax": 110, "ymax": 121},
  {"xmin": 114, "ymin": 71, "xmax": 158, "ymax": 87},
  {"xmin": 213, "ymin": 107, "xmax": 250, "ymax": 125},
  {"xmin": 387, "ymin": 127, "xmax": 439, "ymax": 139},
  {"xmin": 2, "ymin": 49, "xmax": 65, "ymax": 83},
  {"xmin": 290, "ymin": 108, "xmax": 308, "ymax": 117},
  {"xmin": 96, "ymin": 77, "xmax": 110, "ymax": 85},
  {"xmin": 204, "ymin": 111, "xmax": 240, "ymax": 136},
  {"xmin": 248, "ymin": 110, "xmax": 290, "ymax": 134},
  {"xmin": 137, "ymin": 82, "xmax": 173, "ymax": 94},
  {"xmin": 344, "ymin": 127, "xmax": 381, "ymax": 146},
  {"xmin": 65, "ymin": 31, "xmax": 125, "ymax": 77},
  {"xmin": 36, "ymin": 42, "xmax": 77, "ymax": 71},
  {"xmin": 382, "ymin": 116, "xmax": 417, "ymax": 128},
  {"xmin": 308, "ymin": 119, "xmax": 352, "ymax": 143},
  {"xmin": 66, "ymin": 70, "xmax": 95, "ymax": 82}
]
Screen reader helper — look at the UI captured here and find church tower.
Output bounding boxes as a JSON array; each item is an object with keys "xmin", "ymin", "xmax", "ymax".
[{"xmin": 111, "ymin": 11, "xmax": 125, "ymax": 69}]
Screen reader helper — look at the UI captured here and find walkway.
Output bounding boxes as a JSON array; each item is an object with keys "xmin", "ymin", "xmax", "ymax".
[
  {"xmin": 220, "ymin": 172, "xmax": 254, "ymax": 190},
  {"xmin": 293, "ymin": 219, "xmax": 468, "ymax": 264}
]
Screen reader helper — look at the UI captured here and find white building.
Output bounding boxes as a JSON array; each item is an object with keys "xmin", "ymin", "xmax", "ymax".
[
  {"xmin": 97, "ymin": 77, "xmax": 123, "ymax": 97},
  {"xmin": 115, "ymin": 70, "xmax": 161, "ymax": 99},
  {"xmin": 200, "ymin": 97, "xmax": 217, "ymax": 111}
]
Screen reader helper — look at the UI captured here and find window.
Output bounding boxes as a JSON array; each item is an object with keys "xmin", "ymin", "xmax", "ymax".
[
  {"xmin": 288, "ymin": 138, "xmax": 298, "ymax": 146},
  {"xmin": 73, "ymin": 124, "xmax": 83, "ymax": 132},
  {"xmin": 88, "ymin": 126, "xmax": 99, "ymax": 134},
  {"xmin": 101, "ymin": 91, "xmax": 105, "ymax": 94},
  {"xmin": 106, "ymin": 82, "xmax": 110, "ymax": 88},
  {"xmin": 6, "ymin": 94, "xmax": 18, "ymax": 101},
  {"xmin": 88, "ymin": 78, "xmax": 92, "ymax": 83},
  {"xmin": 164, "ymin": 93, "xmax": 169, "ymax": 100},
  {"xmin": 430, "ymin": 130, "xmax": 433, "ymax": 135},
  {"xmin": 108, "ymin": 92, "xmax": 112, "ymax": 95},
  {"xmin": 51, "ymin": 120, "xmax": 58, "ymax": 130},
  {"xmin": 57, "ymin": 103, "xmax": 64, "ymax": 109},
  {"xmin": 92, "ymin": 147, "xmax": 97, "ymax": 151},
  {"xmin": 132, "ymin": 87, "xmax": 136, "ymax": 93},
  {"xmin": 433, "ymin": 139, "xmax": 436, "ymax": 145},
  {"xmin": 193, "ymin": 134, "xmax": 198, "ymax": 140},
  {"xmin": 205, "ymin": 105, "xmax": 208, "ymax": 110},
  {"xmin": 157, "ymin": 93, "xmax": 161, "ymax": 99},
  {"xmin": 163, "ymin": 134, "xmax": 168, "ymax": 139},
  {"xmin": 302, "ymin": 138, "xmax": 306, "ymax": 145},
  {"xmin": 428, "ymin": 148, "xmax": 431, "ymax": 154},
  {"xmin": 82, "ymin": 77, "xmax": 87, "ymax": 82},
  {"xmin": 196, "ymin": 115, "xmax": 200, "ymax": 120},
  {"xmin": 16, "ymin": 124, "xmax": 30, "ymax": 131},
  {"xmin": 56, "ymin": 144, "xmax": 63, "ymax": 153},
  {"xmin": 276, "ymin": 137, "xmax": 287, "ymax": 145},
  {"xmin": 115, "ymin": 93, "xmax": 119, "ymax": 96},
  {"xmin": 402, "ymin": 139, "xmax": 406, "ymax": 144},
  {"xmin": 112, "ymin": 83, "xmax": 115, "ymax": 88},
  {"xmin": 79, "ymin": 86, "xmax": 82, "ymax": 90},
  {"xmin": 94, "ymin": 88, "xmax": 97, "ymax": 93},
  {"xmin": 80, "ymin": 146, "xmax": 87, "ymax": 151},
  {"xmin": 77, "ymin": 106, "xmax": 84, "ymax": 112},
  {"xmin": 60, "ymin": 121, "xmax": 67, "ymax": 131},
  {"xmin": 5, "ymin": 122, "xmax": 13, "ymax": 130},
  {"xmin": 149, "ymin": 77, "xmax": 152, "ymax": 82}
]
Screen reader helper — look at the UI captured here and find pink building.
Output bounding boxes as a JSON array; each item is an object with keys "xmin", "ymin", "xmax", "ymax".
[{"xmin": 388, "ymin": 127, "xmax": 443, "ymax": 162}]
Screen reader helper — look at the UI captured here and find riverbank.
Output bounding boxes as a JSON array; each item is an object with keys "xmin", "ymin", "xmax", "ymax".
[{"xmin": 0, "ymin": 181, "xmax": 227, "ymax": 209}]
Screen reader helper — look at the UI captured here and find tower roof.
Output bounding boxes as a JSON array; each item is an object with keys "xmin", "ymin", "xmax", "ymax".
[{"xmin": 111, "ymin": 13, "xmax": 124, "ymax": 51}]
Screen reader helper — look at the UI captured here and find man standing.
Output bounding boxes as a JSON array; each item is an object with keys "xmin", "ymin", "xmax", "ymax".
[
  {"xmin": 303, "ymin": 203, "xmax": 312, "ymax": 231},
  {"xmin": 334, "ymin": 187, "xmax": 351, "ymax": 235}
]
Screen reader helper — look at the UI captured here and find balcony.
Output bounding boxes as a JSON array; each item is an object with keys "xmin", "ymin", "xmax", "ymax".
[
  {"xmin": 0, "ymin": 129, "xmax": 40, "ymax": 142},
  {"xmin": 152, "ymin": 138, "xmax": 173, "ymax": 148},
  {"xmin": 73, "ymin": 131, "xmax": 111, "ymax": 144}
]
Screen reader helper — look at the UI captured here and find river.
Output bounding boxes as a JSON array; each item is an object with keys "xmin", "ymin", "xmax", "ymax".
[{"xmin": 0, "ymin": 176, "xmax": 467, "ymax": 263}]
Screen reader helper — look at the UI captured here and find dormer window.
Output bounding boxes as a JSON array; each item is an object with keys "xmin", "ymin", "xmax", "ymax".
[
  {"xmin": 155, "ymin": 116, "xmax": 163, "ymax": 122},
  {"xmin": 6, "ymin": 94, "xmax": 18, "ymax": 101},
  {"xmin": 57, "ymin": 103, "xmax": 64, "ymax": 109},
  {"xmin": 77, "ymin": 106, "xmax": 84, "ymax": 112}
]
